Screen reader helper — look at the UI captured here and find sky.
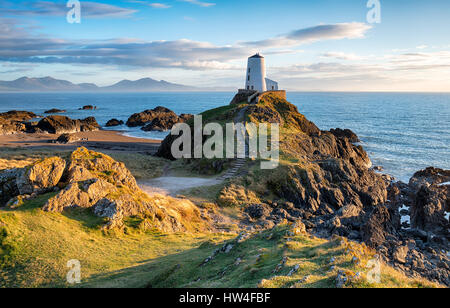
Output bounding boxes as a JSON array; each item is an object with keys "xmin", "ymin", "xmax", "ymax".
[{"xmin": 0, "ymin": 0, "xmax": 449, "ymax": 91}]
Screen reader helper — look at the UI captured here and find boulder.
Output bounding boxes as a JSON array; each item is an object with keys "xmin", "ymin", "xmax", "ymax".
[
  {"xmin": 410, "ymin": 185, "xmax": 449, "ymax": 233},
  {"xmin": 0, "ymin": 110, "xmax": 37, "ymax": 121},
  {"xmin": 16, "ymin": 157, "xmax": 66, "ymax": 195},
  {"xmin": 66, "ymin": 147, "xmax": 139, "ymax": 190},
  {"xmin": 126, "ymin": 106, "xmax": 177, "ymax": 128},
  {"xmin": 55, "ymin": 133, "xmax": 80, "ymax": 144},
  {"xmin": 43, "ymin": 178, "xmax": 116, "ymax": 212},
  {"xmin": 0, "ymin": 120, "xmax": 27, "ymax": 135},
  {"xmin": 0, "ymin": 110, "xmax": 36, "ymax": 135},
  {"xmin": 79, "ymin": 105, "xmax": 96, "ymax": 110},
  {"xmin": 105, "ymin": 119, "xmax": 124, "ymax": 127},
  {"xmin": 37, "ymin": 115, "xmax": 99, "ymax": 134},
  {"xmin": 0, "ymin": 157, "xmax": 66, "ymax": 206},
  {"xmin": 44, "ymin": 109, "xmax": 66, "ymax": 114},
  {"xmin": 141, "ymin": 115, "xmax": 179, "ymax": 132}
]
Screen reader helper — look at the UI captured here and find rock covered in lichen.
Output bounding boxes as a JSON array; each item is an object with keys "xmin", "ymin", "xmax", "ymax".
[{"xmin": 1, "ymin": 147, "xmax": 208, "ymax": 233}]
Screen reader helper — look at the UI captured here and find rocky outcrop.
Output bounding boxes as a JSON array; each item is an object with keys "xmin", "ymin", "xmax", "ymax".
[
  {"xmin": 17, "ymin": 157, "xmax": 66, "ymax": 195},
  {"xmin": 0, "ymin": 120, "xmax": 27, "ymax": 135},
  {"xmin": 0, "ymin": 110, "xmax": 36, "ymax": 121},
  {"xmin": 155, "ymin": 93, "xmax": 449, "ymax": 285},
  {"xmin": 0, "ymin": 110, "xmax": 37, "ymax": 135},
  {"xmin": 179, "ymin": 114, "xmax": 194, "ymax": 123},
  {"xmin": 0, "ymin": 147, "xmax": 208, "ymax": 232},
  {"xmin": 229, "ymin": 90, "xmax": 257, "ymax": 105},
  {"xmin": 0, "ymin": 157, "xmax": 66, "ymax": 206},
  {"xmin": 127, "ymin": 107, "xmax": 192, "ymax": 132},
  {"xmin": 141, "ymin": 116, "xmax": 180, "ymax": 132},
  {"xmin": 54, "ymin": 133, "xmax": 81, "ymax": 144},
  {"xmin": 44, "ymin": 109, "xmax": 66, "ymax": 114},
  {"xmin": 329, "ymin": 128, "xmax": 360, "ymax": 143},
  {"xmin": 79, "ymin": 105, "xmax": 96, "ymax": 110},
  {"xmin": 105, "ymin": 119, "xmax": 124, "ymax": 127},
  {"xmin": 36, "ymin": 115, "xmax": 99, "ymax": 134},
  {"xmin": 127, "ymin": 107, "xmax": 176, "ymax": 127}
]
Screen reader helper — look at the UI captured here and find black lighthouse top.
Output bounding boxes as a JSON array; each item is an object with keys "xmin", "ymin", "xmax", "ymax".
[{"xmin": 249, "ymin": 53, "xmax": 264, "ymax": 59}]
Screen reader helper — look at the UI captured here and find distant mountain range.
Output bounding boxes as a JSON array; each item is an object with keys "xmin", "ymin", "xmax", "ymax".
[{"xmin": 0, "ymin": 77, "xmax": 232, "ymax": 92}]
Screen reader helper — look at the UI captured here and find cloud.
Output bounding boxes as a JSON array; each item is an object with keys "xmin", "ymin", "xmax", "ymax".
[
  {"xmin": 0, "ymin": 1, "xmax": 137, "ymax": 18},
  {"xmin": 148, "ymin": 3, "xmax": 172, "ymax": 9},
  {"xmin": 321, "ymin": 52, "xmax": 365, "ymax": 61},
  {"xmin": 245, "ymin": 23, "xmax": 372, "ymax": 48},
  {"xmin": 4, "ymin": 15, "xmax": 448, "ymax": 84},
  {"xmin": 179, "ymin": 0, "xmax": 216, "ymax": 7}
]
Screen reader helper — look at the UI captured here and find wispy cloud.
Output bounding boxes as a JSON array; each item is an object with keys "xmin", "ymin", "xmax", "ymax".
[
  {"xmin": 245, "ymin": 23, "xmax": 372, "ymax": 48},
  {"xmin": 0, "ymin": 1, "xmax": 137, "ymax": 18},
  {"xmin": 0, "ymin": 19, "xmax": 374, "ymax": 71},
  {"xmin": 129, "ymin": 1, "xmax": 172, "ymax": 9},
  {"xmin": 179, "ymin": 0, "xmax": 216, "ymax": 8},
  {"xmin": 149, "ymin": 3, "xmax": 172, "ymax": 9},
  {"xmin": 321, "ymin": 52, "xmax": 365, "ymax": 61}
]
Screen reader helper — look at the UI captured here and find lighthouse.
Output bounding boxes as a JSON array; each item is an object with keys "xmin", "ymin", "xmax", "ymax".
[
  {"xmin": 231, "ymin": 53, "xmax": 283, "ymax": 105},
  {"xmin": 245, "ymin": 53, "xmax": 279, "ymax": 92},
  {"xmin": 245, "ymin": 53, "xmax": 267, "ymax": 92}
]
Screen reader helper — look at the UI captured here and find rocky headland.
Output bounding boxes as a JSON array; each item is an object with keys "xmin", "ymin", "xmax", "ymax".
[{"xmin": 156, "ymin": 92, "xmax": 449, "ymax": 286}]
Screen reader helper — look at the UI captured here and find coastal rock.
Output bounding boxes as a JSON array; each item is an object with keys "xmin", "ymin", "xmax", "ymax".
[
  {"xmin": 43, "ymin": 178, "xmax": 117, "ymax": 212},
  {"xmin": 245, "ymin": 204, "xmax": 271, "ymax": 220},
  {"xmin": 105, "ymin": 119, "xmax": 124, "ymax": 127},
  {"xmin": 0, "ymin": 110, "xmax": 37, "ymax": 135},
  {"xmin": 361, "ymin": 205, "xmax": 398, "ymax": 248},
  {"xmin": 411, "ymin": 185, "xmax": 448, "ymax": 232},
  {"xmin": 127, "ymin": 106, "xmax": 176, "ymax": 127},
  {"xmin": 0, "ymin": 110, "xmax": 37, "ymax": 121},
  {"xmin": 0, "ymin": 120, "xmax": 27, "ymax": 135},
  {"xmin": 393, "ymin": 245, "xmax": 409, "ymax": 264},
  {"xmin": 79, "ymin": 105, "xmax": 96, "ymax": 110},
  {"xmin": 1, "ymin": 146, "xmax": 208, "ymax": 233},
  {"xmin": 67, "ymin": 147, "xmax": 139, "ymax": 190},
  {"xmin": 329, "ymin": 128, "xmax": 360, "ymax": 143},
  {"xmin": 55, "ymin": 133, "xmax": 80, "ymax": 144},
  {"xmin": 16, "ymin": 157, "xmax": 66, "ymax": 195},
  {"xmin": 44, "ymin": 109, "xmax": 66, "ymax": 114},
  {"xmin": 37, "ymin": 115, "xmax": 99, "ymax": 134},
  {"xmin": 0, "ymin": 169, "xmax": 21, "ymax": 207},
  {"xmin": 141, "ymin": 115, "xmax": 179, "ymax": 132},
  {"xmin": 179, "ymin": 114, "xmax": 194, "ymax": 122},
  {"xmin": 0, "ymin": 157, "xmax": 66, "ymax": 206}
]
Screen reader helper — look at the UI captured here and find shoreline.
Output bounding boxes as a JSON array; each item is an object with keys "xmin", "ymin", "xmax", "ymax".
[{"xmin": 0, "ymin": 129, "xmax": 162, "ymax": 154}]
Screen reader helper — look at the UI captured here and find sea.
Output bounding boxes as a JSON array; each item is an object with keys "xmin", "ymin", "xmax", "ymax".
[{"xmin": 0, "ymin": 92, "xmax": 449, "ymax": 182}]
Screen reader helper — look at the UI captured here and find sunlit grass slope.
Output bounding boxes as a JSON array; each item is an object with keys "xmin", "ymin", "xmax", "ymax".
[{"xmin": 0, "ymin": 195, "xmax": 440, "ymax": 288}]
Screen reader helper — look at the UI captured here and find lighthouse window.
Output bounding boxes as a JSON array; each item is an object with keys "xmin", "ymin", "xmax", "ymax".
[
  {"xmin": 248, "ymin": 68, "xmax": 250, "ymax": 73},
  {"xmin": 247, "ymin": 75, "xmax": 250, "ymax": 81}
]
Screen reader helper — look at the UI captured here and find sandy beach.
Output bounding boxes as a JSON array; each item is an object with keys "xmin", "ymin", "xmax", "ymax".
[{"xmin": 0, "ymin": 130, "xmax": 161, "ymax": 154}]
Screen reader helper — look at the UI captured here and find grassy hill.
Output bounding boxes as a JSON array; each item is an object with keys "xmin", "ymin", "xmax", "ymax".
[{"xmin": 0, "ymin": 193, "xmax": 439, "ymax": 288}]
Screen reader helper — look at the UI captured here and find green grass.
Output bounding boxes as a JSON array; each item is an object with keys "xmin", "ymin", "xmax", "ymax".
[
  {"xmin": 0, "ymin": 194, "xmax": 233, "ymax": 288},
  {"xmin": 0, "ymin": 194, "xmax": 440, "ymax": 288}
]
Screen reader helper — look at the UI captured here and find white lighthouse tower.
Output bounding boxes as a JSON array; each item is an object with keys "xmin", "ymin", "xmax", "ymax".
[{"xmin": 245, "ymin": 53, "xmax": 267, "ymax": 92}]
